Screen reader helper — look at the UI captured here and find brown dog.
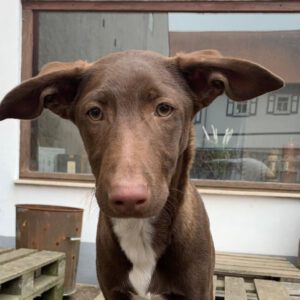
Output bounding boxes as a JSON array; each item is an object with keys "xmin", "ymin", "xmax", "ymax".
[{"xmin": 0, "ymin": 50, "xmax": 283, "ymax": 300}]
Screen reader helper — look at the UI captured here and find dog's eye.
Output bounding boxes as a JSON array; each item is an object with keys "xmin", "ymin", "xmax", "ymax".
[
  {"xmin": 87, "ymin": 107, "xmax": 103, "ymax": 121},
  {"xmin": 155, "ymin": 103, "xmax": 174, "ymax": 117}
]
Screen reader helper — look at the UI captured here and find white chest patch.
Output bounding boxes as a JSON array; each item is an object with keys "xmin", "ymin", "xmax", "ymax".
[{"xmin": 112, "ymin": 218, "xmax": 157, "ymax": 298}]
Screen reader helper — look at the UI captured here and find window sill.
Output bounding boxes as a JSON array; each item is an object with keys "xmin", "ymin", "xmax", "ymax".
[
  {"xmin": 15, "ymin": 179, "xmax": 300, "ymax": 199},
  {"xmin": 197, "ymin": 187, "xmax": 300, "ymax": 199},
  {"xmin": 15, "ymin": 179, "xmax": 95, "ymax": 189}
]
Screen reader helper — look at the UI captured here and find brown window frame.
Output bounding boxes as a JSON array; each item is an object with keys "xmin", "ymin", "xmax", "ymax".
[{"xmin": 20, "ymin": 0, "xmax": 300, "ymax": 191}]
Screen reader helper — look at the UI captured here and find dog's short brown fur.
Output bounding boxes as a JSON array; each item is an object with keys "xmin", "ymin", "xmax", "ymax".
[{"xmin": 0, "ymin": 50, "xmax": 283, "ymax": 300}]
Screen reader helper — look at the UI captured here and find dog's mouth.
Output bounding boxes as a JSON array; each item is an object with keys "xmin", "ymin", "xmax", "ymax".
[{"xmin": 106, "ymin": 209, "xmax": 156, "ymax": 219}]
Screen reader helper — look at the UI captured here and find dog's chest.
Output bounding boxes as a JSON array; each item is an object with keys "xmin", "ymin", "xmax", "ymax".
[{"xmin": 112, "ymin": 219, "xmax": 164, "ymax": 300}]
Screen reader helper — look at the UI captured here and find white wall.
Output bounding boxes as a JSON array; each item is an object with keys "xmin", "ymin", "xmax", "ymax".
[
  {"xmin": 0, "ymin": 0, "xmax": 299, "ymax": 258},
  {"xmin": 204, "ymin": 194, "xmax": 300, "ymax": 256}
]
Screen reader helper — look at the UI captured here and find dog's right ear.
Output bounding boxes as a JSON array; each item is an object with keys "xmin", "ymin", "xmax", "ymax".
[
  {"xmin": 174, "ymin": 50, "xmax": 284, "ymax": 112},
  {"xmin": 0, "ymin": 60, "xmax": 90, "ymax": 121}
]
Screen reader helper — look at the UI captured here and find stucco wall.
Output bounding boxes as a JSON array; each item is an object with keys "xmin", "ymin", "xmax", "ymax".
[{"xmin": 0, "ymin": 0, "xmax": 300, "ymax": 284}]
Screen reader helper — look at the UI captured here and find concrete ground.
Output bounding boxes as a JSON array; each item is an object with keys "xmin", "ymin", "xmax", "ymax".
[{"xmin": 65, "ymin": 284, "xmax": 101, "ymax": 300}]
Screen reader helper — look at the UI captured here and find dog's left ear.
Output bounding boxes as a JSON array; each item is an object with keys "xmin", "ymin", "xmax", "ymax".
[
  {"xmin": 175, "ymin": 50, "xmax": 284, "ymax": 110},
  {"xmin": 0, "ymin": 60, "xmax": 90, "ymax": 121}
]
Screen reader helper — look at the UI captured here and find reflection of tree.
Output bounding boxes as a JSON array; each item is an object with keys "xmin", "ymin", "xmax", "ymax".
[
  {"xmin": 191, "ymin": 149, "xmax": 276, "ymax": 181},
  {"xmin": 191, "ymin": 148, "xmax": 242, "ymax": 180},
  {"xmin": 193, "ymin": 125, "xmax": 235, "ymax": 179}
]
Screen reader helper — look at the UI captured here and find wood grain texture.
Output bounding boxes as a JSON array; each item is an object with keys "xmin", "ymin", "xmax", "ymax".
[
  {"xmin": 216, "ymin": 264, "xmax": 300, "ymax": 280},
  {"xmin": 213, "ymin": 275, "xmax": 217, "ymax": 299},
  {"xmin": 0, "ymin": 248, "xmax": 37, "ymax": 265},
  {"xmin": 217, "ymin": 251, "xmax": 291, "ymax": 261},
  {"xmin": 0, "ymin": 248, "xmax": 14, "ymax": 255},
  {"xmin": 225, "ymin": 277, "xmax": 247, "ymax": 300},
  {"xmin": 0, "ymin": 250, "xmax": 65, "ymax": 284},
  {"xmin": 215, "ymin": 276, "xmax": 300, "ymax": 299},
  {"xmin": 255, "ymin": 279, "xmax": 291, "ymax": 300},
  {"xmin": 215, "ymin": 252, "xmax": 300, "ymax": 280},
  {"xmin": 0, "ymin": 249, "xmax": 65, "ymax": 300},
  {"xmin": 22, "ymin": 1, "xmax": 300, "ymax": 12},
  {"xmin": 20, "ymin": 9, "xmax": 34, "ymax": 177},
  {"xmin": 22, "ymin": 0, "xmax": 297, "ymax": 2}
]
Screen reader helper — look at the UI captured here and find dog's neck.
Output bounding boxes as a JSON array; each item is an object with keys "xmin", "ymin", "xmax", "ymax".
[{"xmin": 152, "ymin": 134, "xmax": 193, "ymax": 255}]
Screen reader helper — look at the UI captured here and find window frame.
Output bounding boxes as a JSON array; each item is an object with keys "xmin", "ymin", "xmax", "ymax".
[
  {"xmin": 20, "ymin": 0, "xmax": 300, "ymax": 191},
  {"xmin": 227, "ymin": 98, "xmax": 258, "ymax": 117}
]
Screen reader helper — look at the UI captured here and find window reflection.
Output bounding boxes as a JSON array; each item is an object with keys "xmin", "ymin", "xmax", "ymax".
[{"xmin": 31, "ymin": 12, "xmax": 300, "ymax": 184}]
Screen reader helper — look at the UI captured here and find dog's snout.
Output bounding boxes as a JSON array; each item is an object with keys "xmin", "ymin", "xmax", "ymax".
[{"xmin": 109, "ymin": 183, "xmax": 149, "ymax": 212}]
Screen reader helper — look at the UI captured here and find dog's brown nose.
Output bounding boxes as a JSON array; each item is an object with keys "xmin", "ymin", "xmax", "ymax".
[{"xmin": 109, "ymin": 183, "xmax": 148, "ymax": 211}]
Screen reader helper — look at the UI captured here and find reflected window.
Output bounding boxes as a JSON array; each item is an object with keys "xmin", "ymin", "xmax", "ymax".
[{"xmin": 276, "ymin": 96, "xmax": 289, "ymax": 112}]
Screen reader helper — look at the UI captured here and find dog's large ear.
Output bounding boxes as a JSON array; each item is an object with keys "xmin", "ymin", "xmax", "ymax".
[
  {"xmin": 0, "ymin": 60, "xmax": 90, "ymax": 121},
  {"xmin": 175, "ymin": 50, "xmax": 284, "ymax": 111}
]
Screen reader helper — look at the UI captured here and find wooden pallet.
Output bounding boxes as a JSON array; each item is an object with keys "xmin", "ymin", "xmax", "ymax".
[
  {"xmin": 214, "ymin": 276, "xmax": 300, "ymax": 299},
  {"xmin": 214, "ymin": 252, "xmax": 300, "ymax": 299},
  {"xmin": 0, "ymin": 248, "xmax": 65, "ymax": 300}
]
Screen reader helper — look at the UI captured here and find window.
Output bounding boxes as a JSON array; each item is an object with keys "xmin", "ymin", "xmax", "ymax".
[
  {"xmin": 20, "ymin": 1, "xmax": 300, "ymax": 191},
  {"xmin": 194, "ymin": 112, "xmax": 202, "ymax": 124},
  {"xmin": 227, "ymin": 99, "xmax": 257, "ymax": 117},
  {"xmin": 276, "ymin": 96, "xmax": 289, "ymax": 113},
  {"xmin": 237, "ymin": 103, "xmax": 248, "ymax": 114},
  {"xmin": 267, "ymin": 92, "xmax": 299, "ymax": 115}
]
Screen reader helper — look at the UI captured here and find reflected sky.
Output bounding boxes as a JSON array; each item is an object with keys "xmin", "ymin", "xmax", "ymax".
[{"xmin": 169, "ymin": 13, "xmax": 300, "ymax": 31}]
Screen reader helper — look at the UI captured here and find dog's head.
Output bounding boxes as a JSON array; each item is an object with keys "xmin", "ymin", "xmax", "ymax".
[{"xmin": 0, "ymin": 50, "xmax": 283, "ymax": 218}]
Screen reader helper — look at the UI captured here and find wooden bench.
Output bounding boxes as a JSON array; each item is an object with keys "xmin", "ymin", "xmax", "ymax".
[
  {"xmin": 214, "ymin": 251, "xmax": 300, "ymax": 299},
  {"xmin": 0, "ymin": 248, "xmax": 65, "ymax": 300}
]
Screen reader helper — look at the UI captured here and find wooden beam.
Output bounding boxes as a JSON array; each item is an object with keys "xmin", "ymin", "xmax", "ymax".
[
  {"xmin": 19, "ymin": 9, "xmax": 34, "ymax": 176},
  {"xmin": 22, "ymin": 1, "xmax": 300, "ymax": 13},
  {"xmin": 213, "ymin": 275, "xmax": 217, "ymax": 300}
]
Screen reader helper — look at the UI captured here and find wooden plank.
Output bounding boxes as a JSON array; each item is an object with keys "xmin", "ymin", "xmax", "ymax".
[
  {"xmin": 255, "ymin": 279, "xmax": 291, "ymax": 300},
  {"xmin": 19, "ymin": 8, "xmax": 34, "ymax": 175},
  {"xmin": 216, "ymin": 260, "xmax": 300, "ymax": 274},
  {"xmin": 225, "ymin": 277, "xmax": 247, "ymax": 300},
  {"xmin": 0, "ymin": 295, "xmax": 20, "ymax": 300},
  {"xmin": 213, "ymin": 275, "xmax": 217, "ymax": 300},
  {"xmin": 0, "ymin": 249, "xmax": 37, "ymax": 265},
  {"xmin": 216, "ymin": 255, "xmax": 298, "ymax": 267},
  {"xmin": 0, "ymin": 251, "xmax": 65, "ymax": 284},
  {"xmin": 217, "ymin": 278, "xmax": 256, "ymax": 292},
  {"xmin": 0, "ymin": 248, "xmax": 14, "ymax": 255},
  {"xmin": 217, "ymin": 257, "xmax": 295, "ymax": 270},
  {"xmin": 217, "ymin": 252, "xmax": 288, "ymax": 261},
  {"xmin": 20, "ymin": 0, "xmax": 300, "ymax": 2},
  {"xmin": 217, "ymin": 277, "xmax": 300, "ymax": 300},
  {"xmin": 217, "ymin": 254, "xmax": 289, "ymax": 264},
  {"xmin": 216, "ymin": 263, "xmax": 300, "ymax": 280},
  {"xmin": 216, "ymin": 254, "xmax": 293, "ymax": 265},
  {"xmin": 282, "ymin": 281, "xmax": 300, "ymax": 296}
]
